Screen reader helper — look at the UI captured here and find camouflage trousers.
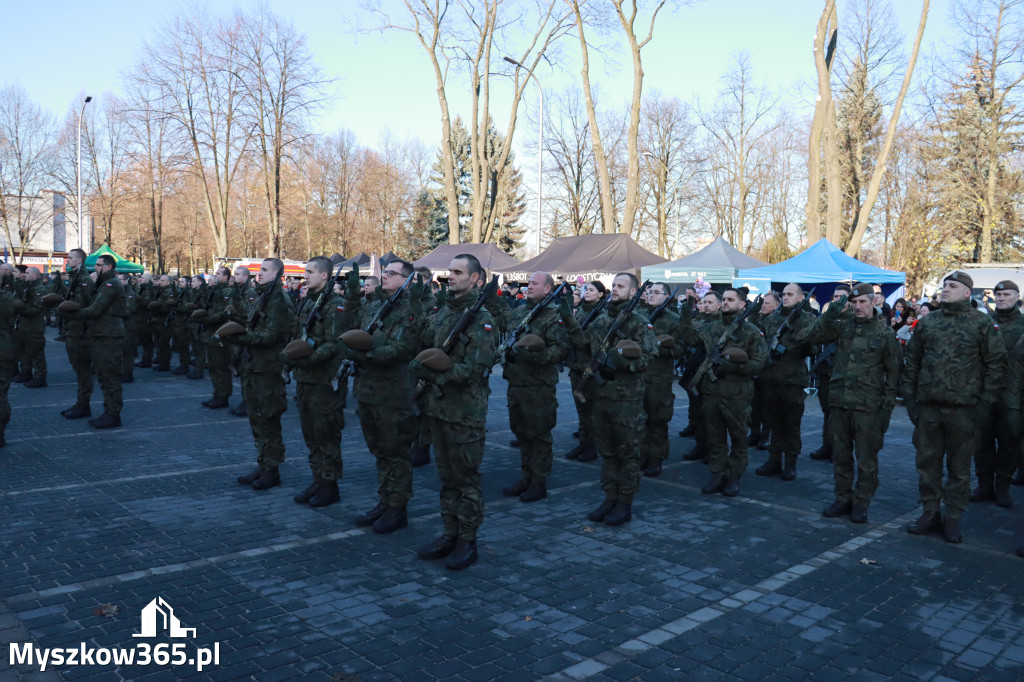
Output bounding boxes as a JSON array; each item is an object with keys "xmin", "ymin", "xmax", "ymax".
[
  {"xmin": 508, "ymin": 384, "xmax": 557, "ymax": 483},
  {"xmin": 359, "ymin": 402, "xmax": 417, "ymax": 507},
  {"xmin": 241, "ymin": 371, "xmax": 287, "ymax": 471},
  {"xmin": 913, "ymin": 403, "xmax": 977, "ymax": 516},
  {"xmin": 642, "ymin": 380, "xmax": 675, "ymax": 464},
  {"xmin": 750, "ymin": 378, "xmax": 766, "ymax": 438},
  {"xmin": 760, "ymin": 383, "xmax": 807, "ymax": 463},
  {"xmin": 592, "ymin": 398, "xmax": 645, "ymax": 504},
  {"xmin": 569, "ymin": 369, "xmax": 595, "ymax": 445},
  {"xmin": 154, "ymin": 327, "xmax": 171, "ymax": 366},
  {"xmin": 172, "ymin": 326, "xmax": 191, "ymax": 369},
  {"xmin": 14, "ymin": 331, "xmax": 46, "ymax": 381},
  {"xmin": 64, "ymin": 335, "xmax": 94, "ymax": 405},
  {"xmin": 205, "ymin": 342, "xmax": 234, "ymax": 399},
  {"xmin": 974, "ymin": 404, "xmax": 1019, "ymax": 487},
  {"xmin": 0, "ymin": 337, "xmax": 10, "ymax": 436},
  {"xmin": 137, "ymin": 322, "xmax": 153, "ymax": 363},
  {"xmin": 703, "ymin": 394, "xmax": 751, "ymax": 477},
  {"xmin": 413, "ymin": 415, "xmax": 433, "ymax": 450},
  {"xmin": 91, "ymin": 338, "xmax": 123, "ymax": 416},
  {"xmin": 191, "ymin": 332, "xmax": 207, "ymax": 371},
  {"xmin": 297, "ymin": 382, "xmax": 343, "ymax": 481},
  {"xmin": 689, "ymin": 392, "xmax": 706, "ymax": 450},
  {"xmin": 830, "ymin": 408, "xmax": 883, "ymax": 507},
  {"xmin": 121, "ymin": 322, "xmax": 137, "ymax": 375},
  {"xmin": 429, "ymin": 418, "xmax": 485, "ymax": 542},
  {"xmin": 816, "ymin": 375, "xmax": 832, "ymax": 451}
]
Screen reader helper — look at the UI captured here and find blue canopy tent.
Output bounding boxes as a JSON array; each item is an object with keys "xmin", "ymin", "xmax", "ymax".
[{"xmin": 736, "ymin": 238, "xmax": 905, "ymax": 301}]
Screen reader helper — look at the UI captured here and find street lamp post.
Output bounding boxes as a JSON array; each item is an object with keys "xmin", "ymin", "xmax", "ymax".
[
  {"xmin": 76, "ymin": 95, "xmax": 92, "ymax": 251},
  {"xmin": 503, "ymin": 57, "xmax": 543, "ymax": 256}
]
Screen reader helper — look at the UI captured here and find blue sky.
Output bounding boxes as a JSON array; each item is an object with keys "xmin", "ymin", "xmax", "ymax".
[{"xmin": 2, "ymin": 0, "xmax": 952, "ymax": 150}]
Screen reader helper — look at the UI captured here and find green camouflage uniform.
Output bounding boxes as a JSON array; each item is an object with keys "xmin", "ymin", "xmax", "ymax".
[
  {"xmin": 289, "ymin": 289, "xmax": 347, "ymax": 481},
  {"xmin": 568, "ymin": 298, "xmax": 601, "ymax": 448},
  {"xmin": 135, "ymin": 281, "xmax": 154, "ymax": 364},
  {"xmin": 14, "ymin": 279, "xmax": 46, "ymax": 382},
  {"xmin": 411, "ymin": 290, "xmax": 440, "ymax": 454},
  {"xmin": 497, "ymin": 299, "xmax": 569, "ymax": 485},
  {"xmin": 120, "ymin": 282, "xmax": 137, "ymax": 376},
  {"xmin": 903, "ymin": 298, "xmax": 1007, "ymax": 517},
  {"xmin": 170, "ymin": 285, "xmax": 192, "ymax": 371},
  {"xmin": 758, "ymin": 304, "xmax": 818, "ymax": 467},
  {"xmin": 642, "ymin": 305, "xmax": 683, "ymax": 465},
  {"xmin": 203, "ymin": 281, "xmax": 239, "ymax": 401},
  {"xmin": 975, "ymin": 306, "xmax": 1024, "ymax": 489},
  {"xmin": 677, "ymin": 307, "xmax": 768, "ymax": 478},
  {"xmin": 65, "ymin": 270, "xmax": 126, "ymax": 416},
  {"xmin": 187, "ymin": 283, "xmax": 209, "ymax": 372},
  {"xmin": 811, "ymin": 307, "xmax": 853, "ymax": 455},
  {"xmin": 415, "ymin": 289, "xmax": 496, "ymax": 542},
  {"xmin": 57, "ymin": 268, "xmax": 95, "ymax": 405},
  {"xmin": 234, "ymin": 281, "xmax": 293, "ymax": 472},
  {"xmin": 576, "ymin": 300, "xmax": 656, "ymax": 504},
  {"xmin": 347, "ymin": 291, "xmax": 420, "ymax": 506},
  {"xmin": 152, "ymin": 285, "xmax": 174, "ymax": 368},
  {"xmin": 805, "ymin": 307, "xmax": 902, "ymax": 508}
]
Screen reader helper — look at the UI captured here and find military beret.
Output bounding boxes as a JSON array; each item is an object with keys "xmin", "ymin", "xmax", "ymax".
[
  {"xmin": 12, "ymin": 299, "xmax": 26, "ymax": 311},
  {"xmin": 190, "ymin": 309, "xmax": 208, "ymax": 319},
  {"xmin": 339, "ymin": 329, "xmax": 374, "ymax": 351},
  {"xmin": 994, "ymin": 280, "xmax": 1019, "ymax": 293},
  {"xmin": 40, "ymin": 292, "xmax": 63, "ymax": 306},
  {"xmin": 944, "ymin": 270, "xmax": 974, "ymax": 290},
  {"xmin": 415, "ymin": 347, "xmax": 453, "ymax": 372},
  {"xmin": 57, "ymin": 301, "xmax": 81, "ymax": 313},
  {"xmin": 283, "ymin": 339, "xmax": 314, "ymax": 360},
  {"xmin": 656, "ymin": 334, "xmax": 675, "ymax": 349},
  {"xmin": 849, "ymin": 283, "xmax": 875, "ymax": 300},
  {"xmin": 616, "ymin": 339, "xmax": 642, "ymax": 359},
  {"xmin": 148, "ymin": 301, "xmax": 161, "ymax": 310},
  {"xmin": 722, "ymin": 347, "xmax": 748, "ymax": 363},
  {"xmin": 516, "ymin": 333, "xmax": 546, "ymax": 352},
  {"xmin": 214, "ymin": 321, "xmax": 245, "ymax": 338}
]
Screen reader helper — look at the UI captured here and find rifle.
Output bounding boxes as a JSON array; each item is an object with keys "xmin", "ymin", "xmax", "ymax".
[
  {"xmin": 197, "ymin": 284, "xmax": 216, "ymax": 335},
  {"xmin": 222, "ymin": 272, "xmax": 281, "ymax": 377},
  {"xmin": 561, "ymin": 291, "xmax": 610, "ymax": 372},
  {"xmin": 648, "ymin": 285, "xmax": 682, "ymax": 324},
  {"xmin": 163, "ymin": 287, "xmax": 186, "ymax": 327},
  {"xmin": 408, "ymin": 276, "xmax": 498, "ymax": 414},
  {"xmin": 333, "ymin": 271, "xmax": 416, "ymax": 389},
  {"xmin": 57, "ymin": 266, "xmax": 83, "ymax": 338},
  {"xmin": 494, "ymin": 281, "xmax": 566, "ymax": 367},
  {"xmin": 280, "ymin": 264, "xmax": 343, "ymax": 385},
  {"xmin": 685, "ymin": 294, "xmax": 763, "ymax": 396},
  {"xmin": 13, "ymin": 278, "xmax": 31, "ymax": 330},
  {"xmin": 573, "ymin": 280, "xmax": 651, "ymax": 404},
  {"xmin": 809, "ymin": 342, "xmax": 836, "ymax": 375},
  {"xmin": 765, "ymin": 288, "xmax": 815, "ymax": 365}
]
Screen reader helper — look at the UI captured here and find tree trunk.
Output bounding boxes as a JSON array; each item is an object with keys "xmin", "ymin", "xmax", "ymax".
[{"xmin": 810, "ymin": 0, "xmax": 838, "ymax": 244}]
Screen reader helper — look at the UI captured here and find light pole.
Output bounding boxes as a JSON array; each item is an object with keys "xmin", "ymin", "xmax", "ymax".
[
  {"xmin": 503, "ymin": 57, "xmax": 543, "ymax": 256},
  {"xmin": 76, "ymin": 95, "xmax": 92, "ymax": 251}
]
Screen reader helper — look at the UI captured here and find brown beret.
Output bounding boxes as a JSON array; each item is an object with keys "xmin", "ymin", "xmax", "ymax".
[
  {"xmin": 57, "ymin": 301, "xmax": 81, "ymax": 313},
  {"xmin": 40, "ymin": 292, "xmax": 63, "ymax": 306},
  {"xmin": 190, "ymin": 309, "xmax": 208, "ymax": 319},
  {"xmin": 12, "ymin": 299, "xmax": 26, "ymax": 311},
  {"xmin": 994, "ymin": 280, "xmax": 1019, "ymax": 293},
  {"xmin": 516, "ymin": 333, "xmax": 546, "ymax": 352},
  {"xmin": 656, "ymin": 334, "xmax": 675, "ymax": 349},
  {"xmin": 339, "ymin": 329, "xmax": 374, "ymax": 351},
  {"xmin": 214, "ymin": 321, "xmax": 245, "ymax": 338},
  {"xmin": 415, "ymin": 347, "xmax": 453, "ymax": 372},
  {"xmin": 148, "ymin": 301, "xmax": 161, "ymax": 310},
  {"xmin": 283, "ymin": 339, "xmax": 314, "ymax": 360},
  {"xmin": 722, "ymin": 347, "xmax": 748, "ymax": 363},
  {"xmin": 616, "ymin": 339, "xmax": 642, "ymax": 359},
  {"xmin": 849, "ymin": 283, "xmax": 875, "ymax": 300},
  {"xmin": 944, "ymin": 270, "xmax": 974, "ymax": 290}
]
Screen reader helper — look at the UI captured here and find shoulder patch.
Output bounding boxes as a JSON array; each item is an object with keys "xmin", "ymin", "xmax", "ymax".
[
  {"xmin": 105, "ymin": 282, "xmax": 113, "ymax": 287},
  {"xmin": 647, "ymin": 323, "xmax": 654, "ymax": 329},
  {"xmin": 337, "ymin": 305, "xmax": 345, "ymax": 311},
  {"xmin": 483, "ymin": 323, "xmax": 492, "ymax": 332}
]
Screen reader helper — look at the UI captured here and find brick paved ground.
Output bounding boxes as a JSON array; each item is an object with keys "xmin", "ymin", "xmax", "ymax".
[{"xmin": 2, "ymin": 327, "xmax": 1024, "ymax": 681}]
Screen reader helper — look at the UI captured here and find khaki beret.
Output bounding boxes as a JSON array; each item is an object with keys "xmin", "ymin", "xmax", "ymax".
[
  {"xmin": 12, "ymin": 299, "xmax": 26, "ymax": 311},
  {"xmin": 214, "ymin": 321, "xmax": 245, "ymax": 338},
  {"xmin": 722, "ymin": 347, "xmax": 748, "ymax": 363},
  {"xmin": 616, "ymin": 339, "xmax": 642, "ymax": 359},
  {"xmin": 166, "ymin": 299, "xmax": 178, "ymax": 308},
  {"xmin": 849, "ymin": 283, "xmax": 875, "ymax": 300},
  {"xmin": 944, "ymin": 270, "xmax": 974, "ymax": 290},
  {"xmin": 40, "ymin": 292, "xmax": 63, "ymax": 306},
  {"xmin": 339, "ymin": 329, "xmax": 374, "ymax": 351},
  {"xmin": 57, "ymin": 301, "xmax": 81, "ymax": 313},
  {"xmin": 148, "ymin": 301, "xmax": 161, "ymax": 310},
  {"xmin": 656, "ymin": 334, "xmax": 675, "ymax": 349},
  {"xmin": 516, "ymin": 333, "xmax": 546, "ymax": 352},
  {"xmin": 283, "ymin": 339, "xmax": 314, "ymax": 360},
  {"xmin": 415, "ymin": 347, "xmax": 453, "ymax": 372},
  {"xmin": 994, "ymin": 280, "xmax": 1019, "ymax": 293},
  {"xmin": 190, "ymin": 309, "xmax": 208, "ymax": 319}
]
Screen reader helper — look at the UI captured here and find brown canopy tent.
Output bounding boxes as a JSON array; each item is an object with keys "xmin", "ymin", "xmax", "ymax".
[
  {"xmin": 495, "ymin": 233, "xmax": 666, "ymax": 283},
  {"xmin": 413, "ymin": 243, "xmax": 520, "ymax": 277}
]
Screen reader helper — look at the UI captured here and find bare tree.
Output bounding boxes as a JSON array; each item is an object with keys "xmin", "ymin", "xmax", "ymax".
[
  {"xmin": 638, "ymin": 91, "xmax": 695, "ymax": 256},
  {"xmin": 807, "ymin": 0, "xmax": 843, "ymax": 244},
  {"xmin": 543, "ymin": 86, "xmax": 600, "ymax": 237},
  {"xmin": 83, "ymin": 95, "xmax": 133, "ymax": 247}
]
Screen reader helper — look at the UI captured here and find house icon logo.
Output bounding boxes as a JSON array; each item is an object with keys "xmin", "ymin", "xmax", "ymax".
[{"xmin": 132, "ymin": 597, "xmax": 197, "ymax": 638}]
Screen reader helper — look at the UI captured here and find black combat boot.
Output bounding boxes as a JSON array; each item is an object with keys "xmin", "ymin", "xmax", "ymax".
[
  {"xmin": 237, "ymin": 467, "xmax": 262, "ymax": 485},
  {"xmin": 13, "ymin": 372, "xmax": 31, "ymax": 383},
  {"xmin": 756, "ymin": 458, "xmax": 782, "ymax": 477},
  {"xmin": 417, "ymin": 534, "xmax": 457, "ymax": 560},
  {"xmin": 509, "ymin": 439, "xmax": 521, "ymax": 448},
  {"xmin": 643, "ymin": 460, "xmax": 662, "ymax": 477},
  {"xmin": 850, "ymin": 506, "xmax": 868, "ymax": 524},
  {"xmin": 1014, "ymin": 468, "xmax": 1024, "ymax": 486},
  {"xmin": 153, "ymin": 363, "xmax": 170, "ymax": 372},
  {"xmin": 202, "ymin": 396, "xmax": 229, "ymax": 409},
  {"xmin": 722, "ymin": 475, "xmax": 742, "ymax": 497},
  {"xmin": 186, "ymin": 369, "xmax": 204, "ymax": 380},
  {"xmin": 701, "ymin": 473, "xmax": 727, "ymax": 495},
  {"xmin": 682, "ymin": 446, "xmax": 706, "ymax": 461},
  {"xmin": 355, "ymin": 502, "xmax": 387, "ymax": 527},
  {"xmin": 62, "ymin": 403, "xmax": 91, "ymax": 419},
  {"xmin": 970, "ymin": 482, "xmax": 996, "ymax": 503},
  {"xmin": 809, "ymin": 444, "xmax": 833, "ymax": 461},
  {"xmin": 230, "ymin": 402, "xmax": 248, "ymax": 417},
  {"xmin": 520, "ymin": 480, "xmax": 547, "ymax": 503},
  {"xmin": 565, "ymin": 443, "xmax": 585, "ymax": 460},
  {"xmin": 135, "ymin": 359, "xmax": 152, "ymax": 368},
  {"xmin": 308, "ymin": 480, "xmax": 339, "ymax": 507},
  {"xmin": 410, "ymin": 446, "xmax": 430, "ymax": 467},
  {"xmin": 679, "ymin": 424, "xmax": 696, "ymax": 438},
  {"xmin": 372, "ymin": 506, "xmax": 408, "ymax": 534},
  {"xmin": 756, "ymin": 435, "xmax": 770, "ymax": 450},
  {"xmin": 995, "ymin": 481, "xmax": 1013, "ymax": 509},
  {"xmin": 171, "ymin": 366, "xmax": 188, "ymax": 376},
  {"xmin": 822, "ymin": 499, "xmax": 852, "ymax": 518},
  {"xmin": 603, "ymin": 502, "xmax": 632, "ymax": 526},
  {"xmin": 943, "ymin": 515, "xmax": 962, "ymax": 543},
  {"xmin": 502, "ymin": 478, "xmax": 530, "ymax": 497},
  {"xmin": 577, "ymin": 444, "xmax": 598, "ymax": 462},
  {"xmin": 24, "ymin": 377, "xmax": 47, "ymax": 388},
  {"xmin": 251, "ymin": 468, "xmax": 281, "ymax": 491},
  {"xmin": 907, "ymin": 510, "xmax": 942, "ymax": 535},
  {"xmin": 119, "ymin": 373, "xmax": 134, "ymax": 383},
  {"xmin": 88, "ymin": 413, "xmax": 122, "ymax": 429},
  {"xmin": 746, "ymin": 432, "xmax": 759, "ymax": 447},
  {"xmin": 294, "ymin": 481, "xmax": 319, "ymax": 504},
  {"xmin": 780, "ymin": 455, "xmax": 797, "ymax": 482},
  {"xmin": 444, "ymin": 539, "xmax": 478, "ymax": 570},
  {"xmin": 587, "ymin": 499, "xmax": 616, "ymax": 522}
]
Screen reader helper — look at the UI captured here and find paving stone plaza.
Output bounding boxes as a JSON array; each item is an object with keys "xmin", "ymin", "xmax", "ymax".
[{"xmin": 3, "ymin": 328, "xmax": 1024, "ymax": 681}]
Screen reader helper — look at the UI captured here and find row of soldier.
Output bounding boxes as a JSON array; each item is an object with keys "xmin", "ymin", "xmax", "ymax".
[{"xmin": 0, "ymin": 252, "xmax": 1019, "ymax": 565}]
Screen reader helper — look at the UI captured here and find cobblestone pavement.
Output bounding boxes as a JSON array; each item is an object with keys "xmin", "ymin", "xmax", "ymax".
[{"xmin": 2, "ymin": 328, "xmax": 1024, "ymax": 681}]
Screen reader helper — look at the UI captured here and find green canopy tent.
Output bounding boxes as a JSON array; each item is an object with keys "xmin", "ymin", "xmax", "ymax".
[{"xmin": 83, "ymin": 244, "xmax": 144, "ymax": 274}]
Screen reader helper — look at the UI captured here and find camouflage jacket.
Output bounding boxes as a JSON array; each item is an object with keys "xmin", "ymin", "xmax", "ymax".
[
  {"xmin": 496, "ymin": 299, "xmax": 569, "ymax": 388},
  {"xmin": 288, "ymin": 289, "xmax": 347, "ymax": 385},
  {"xmin": 235, "ymin": 281, "xmax": 293, "ymax": 374},
  {"xmin": 351, "ymin": 291, "xmax": 419, "ymax": 407},
  {"xmin": 643, "ymin": 304, "xmax": 684, "ymax": 385},
  {"xmin": 135, "ymin": 282, "xmax": 153, "ymax": 325},
  {"xmin": 202, "ymin": 282, "xmax": 237, "ymax": 337},
  {"xmin": 121, "ymin": 282, "xmax": 137, "ymax": 320},
  {"xmin": 150, "ymin": 286, "xmax": 173, "ymax": 328},
  {"xmin": 804, "ymin": 310, "xmax": 902, "ymax": 412},
  {"xmin": 58, "ymin": 267, "xmax": 95, "ymax": 337},
  {"xmin": 760, "ymin": 304, "xmax": 818, "ymax": 385},
  {"xmin": 903, "ymin": 298, "xmax": 1007, "ymax": 407},
  {"xmin": 66, "ymin": 269, "xmax": 126, "ymax": 338},
  {"xmin": 0, "ymin": 289, "xmax": 12, "ymax": 361},
  {"xmin": 677, "ymin": 307, "xmax": 768, "ymax": 401},
  {"xmin": 992, "ymin": 306, "xmax": 1024, "ymax": 351},
  {"xmin": 566, "ymin": 297, "xmax": 602, "ymax": 372},
  {"xmin": 15, "ymin": 280, "xmax": 45, "ymax": 335},
  {"xmin": 576, "ymin": 299, "xmax": 657, "ymax": 402},
  {"xmin": 416, "ymin": 289, "xmax": 496, "ymax": 428}
]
